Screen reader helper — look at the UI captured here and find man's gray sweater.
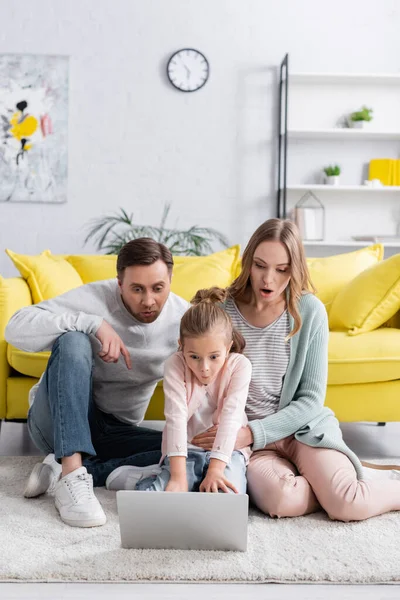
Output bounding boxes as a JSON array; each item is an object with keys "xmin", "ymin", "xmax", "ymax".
[{"xmin": 5, "ymin": 279, "xmax": 189, "ymax": 424}]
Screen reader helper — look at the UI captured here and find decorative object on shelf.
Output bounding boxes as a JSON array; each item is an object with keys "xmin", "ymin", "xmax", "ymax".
[
  {"xmin": 323, "ymin": 164, "xmax": 341, "ymax": 185},
  {"xmin": 292, "ymin": 191, "xmax": 325, "ymax": 241},
  {"xmin": 348, "ymin": 105, "xmax": 373, "ymax": 129},
  {"xmin": 369, "ymin": 158, "xmax": 400, "ymax": 186},
  {"xmin": 84, "ymin": 204, "xmax": 229, "ymax": 256},
  {"xmin": 363, "ymin": 179, "xmax": 384, "ymax": 188},
  {"xmin": 0, "ymin": 53, "xmax": 68, "ymax": 204},
  {"xmin": 166, "ymin": 48, "xmax": 209, "ymax": 92}
]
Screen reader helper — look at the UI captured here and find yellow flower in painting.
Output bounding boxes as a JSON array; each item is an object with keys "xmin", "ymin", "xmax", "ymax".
[{"xmin": 10, "ymin": 112, "xmax": 38, "ymax": 141}]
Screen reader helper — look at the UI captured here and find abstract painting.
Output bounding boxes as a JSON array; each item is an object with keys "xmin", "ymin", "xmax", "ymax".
[{"xmin": 0, "ymin": 54, "xmax": 68, "ymax": 203}]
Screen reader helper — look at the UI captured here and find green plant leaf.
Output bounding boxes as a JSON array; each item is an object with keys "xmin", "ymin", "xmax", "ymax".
[{"xmin": 83, "ymin": 204, "xmax": 229, "ymax": 256}]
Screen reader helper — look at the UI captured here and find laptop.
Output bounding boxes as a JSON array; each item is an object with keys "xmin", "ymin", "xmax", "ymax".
[{"xmin": 116, "ymin": 490, "xmax": 249, "ymax": 551}]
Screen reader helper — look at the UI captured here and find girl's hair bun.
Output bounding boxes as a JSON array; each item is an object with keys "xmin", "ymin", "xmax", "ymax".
[{"xmin": 191, "ymin": 287, "xmax": 228, "ymax": 305}]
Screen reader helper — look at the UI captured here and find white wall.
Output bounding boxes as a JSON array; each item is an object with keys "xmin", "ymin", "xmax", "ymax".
[{"xmin": 0, "ymin": 0, "xmax": 399, "ymax": 276}]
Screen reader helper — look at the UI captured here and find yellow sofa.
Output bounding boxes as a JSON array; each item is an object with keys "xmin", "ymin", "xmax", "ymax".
[{"xmin": 1, "ymin": 244, "xmax": 400, "ymax": 426}]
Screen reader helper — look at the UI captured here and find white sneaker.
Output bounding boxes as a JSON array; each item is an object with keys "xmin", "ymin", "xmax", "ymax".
[
  {"xmin": 54, "ymin": 466, "xmax": 106, "ymax": 528},
  {"xmin": 105, "ymin": 464, "xmax": 162, "ymax": 491},
  {"xmin": 23, "ymin": 454, "xmax": 62, "ymax": 498}
]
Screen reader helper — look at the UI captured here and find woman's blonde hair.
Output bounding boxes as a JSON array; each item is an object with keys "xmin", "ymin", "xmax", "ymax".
[
  {"xmin": 180, "ymin": 287, "xmax": 245, "ymax": 353},
  {"xmin": 228, "ymin": 218, "xmax": 315, "ymax": 338}
]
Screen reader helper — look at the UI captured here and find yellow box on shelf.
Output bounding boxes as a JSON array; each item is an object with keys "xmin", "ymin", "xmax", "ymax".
[{"xmin": 368, "ymin": 158, "xmax": 400, "ymax": 186}]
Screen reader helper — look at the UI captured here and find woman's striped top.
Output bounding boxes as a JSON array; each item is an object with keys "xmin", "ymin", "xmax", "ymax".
[{"xmin": 224, "ymin": 297, "xmax": 290, "ymax": 420}]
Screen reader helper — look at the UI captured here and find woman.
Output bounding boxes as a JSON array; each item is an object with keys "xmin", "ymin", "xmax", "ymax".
[{"xmin": 192, "ymin": 218, "xmax": 400, "ymax": 521}]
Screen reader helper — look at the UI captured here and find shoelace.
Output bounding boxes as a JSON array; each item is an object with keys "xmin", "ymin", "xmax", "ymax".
[{"xmin": 65, "ymin": 474, "xmax": 95, "ymax": 504}]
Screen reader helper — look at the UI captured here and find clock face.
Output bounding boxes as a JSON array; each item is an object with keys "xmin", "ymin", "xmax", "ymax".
[{"xmin": 167, "ymin": 48, "xmax": 209, "ymax": 92}]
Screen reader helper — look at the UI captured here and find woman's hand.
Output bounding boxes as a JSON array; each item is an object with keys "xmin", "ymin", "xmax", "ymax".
[
  {"xmin": 200, "ymin": 468, "xmax": 238, "ymax": 494},
  {"xmin": 234, "ymin": 426, "xmax": 254, "ymax": 449},
  {"xmin": 166, "ymin": 477, "xmax": 188, "ymax": 493}
]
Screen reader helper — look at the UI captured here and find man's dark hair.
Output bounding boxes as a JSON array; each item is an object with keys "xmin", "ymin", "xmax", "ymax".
[{"xmin": 117, "ymin": 238, "xmax": 174, "ymax": 279}]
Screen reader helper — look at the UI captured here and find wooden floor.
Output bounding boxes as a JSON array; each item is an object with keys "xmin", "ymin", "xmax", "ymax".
[{"xmin": 1, "ymin": 420, "xmax": 400, "ymax": 599}]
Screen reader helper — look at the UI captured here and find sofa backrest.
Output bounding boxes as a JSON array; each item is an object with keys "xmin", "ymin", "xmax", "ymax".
[
  {"xmin": 2, "ymin": 242, "xmax": 393, "ymax": 326},
  {"xmin": 5, "ymin": 245, "xmax": 242, "ymax": 304}
]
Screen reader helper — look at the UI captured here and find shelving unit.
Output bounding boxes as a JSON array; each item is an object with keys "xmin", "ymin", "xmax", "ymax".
[
  {"xmin": 276, "ymin": 54, "xmax": 400, "ymax": 249},
  {"xmin": 288, "ymin": 129, "xmax": 400, "ymax": 140},
  {"xmin": 287, "ymin": 185, "xmax": 400, "ymax": 193},
  {"xmin": 303, "ymin": 240, "xmax": 400, "ymax": 248},
  {"xmin": 290, "ymin": 73, "xmax": 400, "ymax": 85}
]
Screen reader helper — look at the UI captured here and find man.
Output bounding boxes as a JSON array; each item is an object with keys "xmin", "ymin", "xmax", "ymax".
[{"xmin": 5, "ymin": 238, "xmax": 189, "ymax": 528}]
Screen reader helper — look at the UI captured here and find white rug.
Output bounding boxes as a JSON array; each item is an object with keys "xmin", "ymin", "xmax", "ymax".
[{"xmin": 1, "ymin": 456, "xmax": 400, "ymax": 584}]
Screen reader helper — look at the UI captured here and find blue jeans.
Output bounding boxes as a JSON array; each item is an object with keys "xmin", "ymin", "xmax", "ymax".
[
  {"xmin": 136, "ymin": 449, "xmax": 247, "ymax": 494},
  {"xmin": 27, "ymin": 332, "xmax": 162, "ymax": 486}
]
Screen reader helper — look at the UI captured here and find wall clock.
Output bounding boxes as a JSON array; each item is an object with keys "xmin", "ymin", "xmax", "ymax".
[{"xmin": 167, "ymin": 48, "xmax": 209, "ymax": 92}]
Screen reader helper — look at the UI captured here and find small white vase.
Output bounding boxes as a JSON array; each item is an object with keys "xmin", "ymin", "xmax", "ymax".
[
  {"xmin": 350, "ymin": 120, "xmax": 371, "ymax": 129},
  {"xmin": 326, "ymin": 176, "xmax": 340, "ymax": 186}
]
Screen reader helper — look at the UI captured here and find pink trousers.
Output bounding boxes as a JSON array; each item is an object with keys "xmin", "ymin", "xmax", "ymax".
[{"xmin": 247, "ymin": 435, "xmax": 400, "ymax": 521}]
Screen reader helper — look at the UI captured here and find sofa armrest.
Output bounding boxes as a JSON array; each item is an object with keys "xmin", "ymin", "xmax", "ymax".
[{"xmin": 0, "ymin": 276, "xmax": 32, "ymax": 418}]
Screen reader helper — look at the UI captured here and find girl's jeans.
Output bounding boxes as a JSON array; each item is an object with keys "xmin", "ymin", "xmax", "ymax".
[
  {"xmin": 27, "ymin": 332, "xmax": 162, "ymax": 486},
  {"xmin": 136, "ymin": 449, "xmax": 247, "ymax": 494}
]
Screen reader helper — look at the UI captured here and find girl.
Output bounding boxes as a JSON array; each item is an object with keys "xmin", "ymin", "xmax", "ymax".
[
  {"xmin": 191, "ymin": 218, "xmax": 400, "ymax": 521},
  {"xmin": 106, "ymin": 287, "xmax": 252, "ymax": 494}
]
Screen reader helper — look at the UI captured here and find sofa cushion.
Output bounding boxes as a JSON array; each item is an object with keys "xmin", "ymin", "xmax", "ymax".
[
  {"xmin": 6, "ymin": 245, "xmax": 241, "ymax": 305},
  {"xmin": 67, "ymin": 246, "xmax": 241, "ymax": 301},
  {"xmin": 7, "ymin": 346, "xmax": 50, "ymax": 378},
  {"xmin": 170, "ymin": 245, "xmax": 241, "ymax": 301},
  {"xmin": 306, "ymin": 244, "xmax": 383, "ymax": 313},
  {"xmin": 10, "ymin": 327, "xmax": 400, "ymax": 386},
  {"xmin": 66, "ymin": 254, "xmax": 117, "ymax": 283},
  {"xmin": 329, "ymin": 254, "xmax": 400, "ymax": 335},
  {"xmin": 5, "ymin": 249, "xmax": 83, "ymax": 303},
  {"xmin": 328, "ymin": 328, "xmax": 400, "ymax": 385}
]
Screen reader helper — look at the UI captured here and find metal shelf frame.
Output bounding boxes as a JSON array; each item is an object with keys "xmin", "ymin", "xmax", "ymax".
[{"xmin": 277, "ymin": 53, "xmax": 289, "ymax": 219}]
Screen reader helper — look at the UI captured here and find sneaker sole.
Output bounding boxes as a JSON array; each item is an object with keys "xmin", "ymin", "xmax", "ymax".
[
  {"xmin": 105, "ymin": 465, "xmax": 162, "ymax": 490},
  {"xmin": 55, "ymin": 500, "xmax": 107, "ymax": 528},
  {"xmin": 23, "ymin": 463, "xmax": 51, "ymax": 498}
]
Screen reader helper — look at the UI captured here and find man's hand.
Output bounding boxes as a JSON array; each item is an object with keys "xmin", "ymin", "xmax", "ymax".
[
  {"xmin": 191, "ymin": 425, "xmax": 254, "ymax": 451},
  {"xmin": 95, "ymin": 320, "xmax": 132, "ymax": 369},
  {"xmin": 166, "ymin": 477, "xmax": 188, "ymax": 493}
]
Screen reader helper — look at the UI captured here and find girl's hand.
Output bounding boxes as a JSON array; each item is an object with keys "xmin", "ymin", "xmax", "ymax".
[
  {"xmin": 200, "ymin": 469, "xmax": 238, "ymax": 494},
  {"xmin": 234, "ymin": 426, "xmax": 254, "ymax": 449},
  {"xmin": 190, "ymin": 425, "xmax": 217, "ymax": 450},
  {"xmin": 166, "ymin": 477, "xmax": 188, "ymax": 493}
]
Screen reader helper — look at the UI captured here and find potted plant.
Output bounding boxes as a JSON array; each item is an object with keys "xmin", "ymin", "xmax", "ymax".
[
  {"xmin": 84, "ymin": 204, "xmax": 229, "ymax": 255},
  {"xmin": 349, "ymin": 105, "xmax": 373, "ymax": 129},
  {"xmin": 323, "ymin": 165, "xmax": 341, "ymax": 186}
]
